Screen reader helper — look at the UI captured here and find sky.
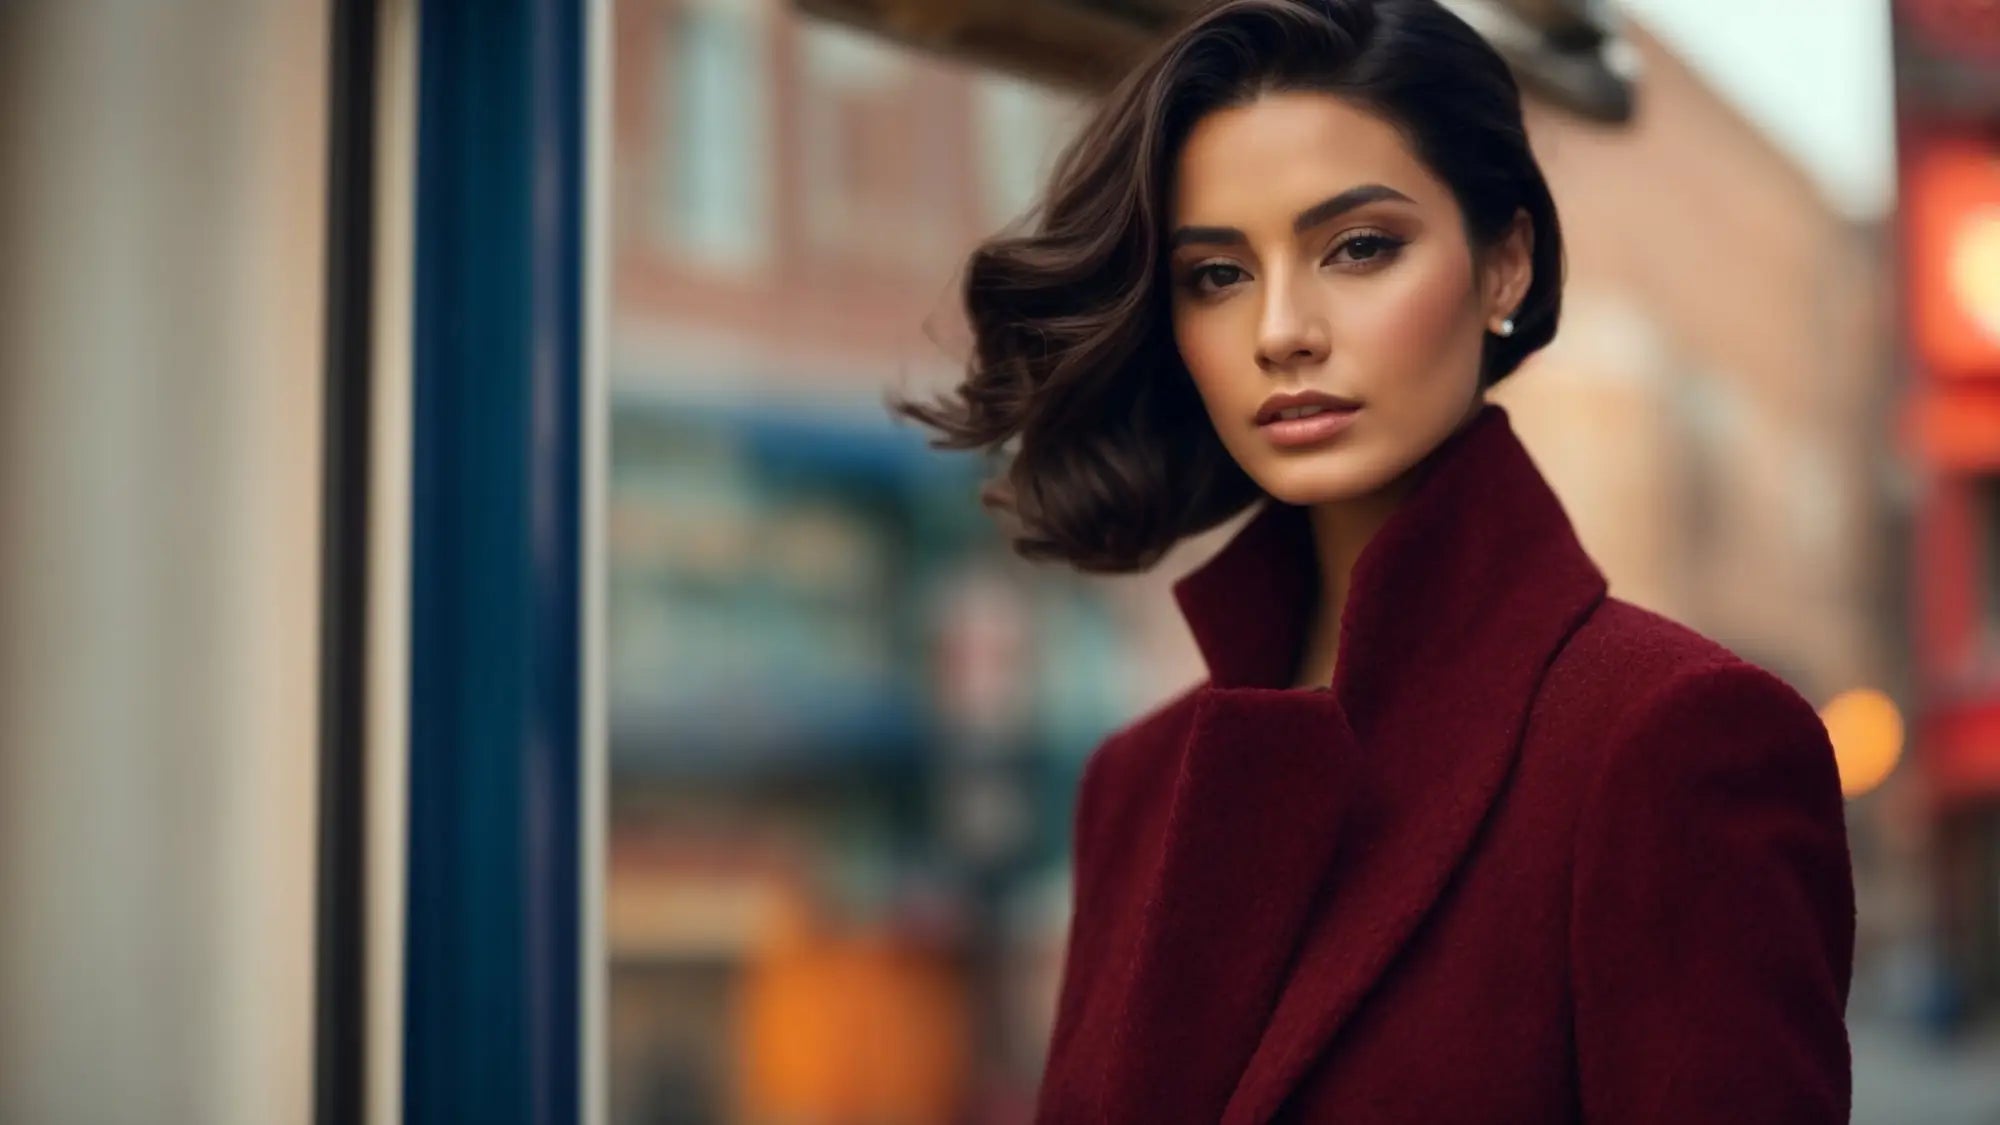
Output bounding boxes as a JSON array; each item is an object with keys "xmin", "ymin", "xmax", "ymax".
[{"xmin": 1611, "ymin": 0, "xmax": 1898, "ymax": 220}]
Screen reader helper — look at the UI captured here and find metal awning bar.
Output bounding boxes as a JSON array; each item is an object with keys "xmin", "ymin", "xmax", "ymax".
[{"xmin": 793, "ymin": 0, "xmax": 1636, "ymax": 121}]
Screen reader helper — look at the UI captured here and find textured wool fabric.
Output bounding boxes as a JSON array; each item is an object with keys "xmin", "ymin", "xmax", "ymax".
[{"xmin": 1033, "ymin": 403, "xmax": 1856, "ymax": 1124}]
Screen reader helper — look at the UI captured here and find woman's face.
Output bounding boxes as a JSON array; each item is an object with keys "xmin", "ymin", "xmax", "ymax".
[{"xmin": 1166, "ymin": 90, "xmax": 1533, "ymax": 507}]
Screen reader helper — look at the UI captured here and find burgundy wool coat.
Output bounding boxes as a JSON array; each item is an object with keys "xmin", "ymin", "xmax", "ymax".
[{"xmin": 1033, "ymin": 402, "xmax": 1856, "ymax": 1124}]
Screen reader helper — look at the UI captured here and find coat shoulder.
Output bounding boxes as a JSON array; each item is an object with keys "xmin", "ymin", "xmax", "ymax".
[
  {"xmin": 1536, "ymin": 595, "xmax": 1828, "ymax": 776},
  {"xmin": 1558, "ymin": 595, "xmax": 1758, "ymax": 691},
  {"xmin": 1561, "ymin": 605, "xmax": 1856, "ymax": 1123}
]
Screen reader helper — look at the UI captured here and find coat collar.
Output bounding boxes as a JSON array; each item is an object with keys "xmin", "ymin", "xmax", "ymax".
[
  {"xmin": 1097, "ymin": 402, "xmax": 1608, "ymax": 1124},
  {"xmin": 1170, "ymin": 400, "xmax": 1600, "ymax": 704}
]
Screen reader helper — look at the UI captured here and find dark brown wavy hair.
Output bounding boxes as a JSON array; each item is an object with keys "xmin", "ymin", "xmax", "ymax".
[{"xmin": 887, "ymin": 0, "xmax": 1566, "ymax": 573}]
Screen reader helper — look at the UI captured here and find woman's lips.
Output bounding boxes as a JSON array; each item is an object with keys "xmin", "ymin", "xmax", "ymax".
[{"xmin": 1258, "ymin": 405, "xmax": 1360, "ymax": 448}]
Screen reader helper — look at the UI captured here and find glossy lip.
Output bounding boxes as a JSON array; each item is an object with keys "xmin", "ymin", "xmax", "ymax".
[
  {"xmin": 1259, "ymin": 405, "xmax": 1361, "ymax": 449},
  {"xmin": 1254, "ymin": 388, "xmax": 1363, "ymax": 426}
]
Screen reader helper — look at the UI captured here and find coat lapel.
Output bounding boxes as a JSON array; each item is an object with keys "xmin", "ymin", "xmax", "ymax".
[{"xmin": 1094, "ymin": 403, "xmax": 1607, "ymax": 1124}]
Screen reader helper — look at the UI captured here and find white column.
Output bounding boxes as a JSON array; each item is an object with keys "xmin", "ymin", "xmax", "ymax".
[{"xmin": 0, "ymin": 4, "xmax": 325, "ymax": 1123}]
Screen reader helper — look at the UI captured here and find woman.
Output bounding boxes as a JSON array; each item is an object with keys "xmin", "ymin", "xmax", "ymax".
[{"xmin": 890, "ymin": 0, "xmax": 1856, "ymax": 1120}]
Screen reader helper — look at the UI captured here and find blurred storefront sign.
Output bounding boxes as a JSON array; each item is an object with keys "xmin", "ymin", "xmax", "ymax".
[
  {"xmin": 1897, "ymin": 0, "xmax": 2000, "ymax": 1024},
  {"xmin": 1924, "ymin": 698, "xmax": 2000, "ymax": 806},
  {"xmin": 1904, "ymin": 135, "xmax": 2000, "ymax": 387},
  {"xmin": 606, "ymin": 393, "xmax": 950, "ymax": 777},
  {"xmin": 1897, "ymin": 16, "xmax": 2000, "ymax": 779},
  {"xmin": 1904, "ymin": 135, "xmax": 2000, "ymax": 470},
  {"xmin": 793, "ymin": 0, "xmax": 1636, "ymax": 121}
]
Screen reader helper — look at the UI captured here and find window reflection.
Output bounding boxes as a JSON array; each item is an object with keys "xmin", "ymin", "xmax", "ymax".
[{"xmin": 606, "ymin": 3, "xmax": 1131, "ymax": 1121}]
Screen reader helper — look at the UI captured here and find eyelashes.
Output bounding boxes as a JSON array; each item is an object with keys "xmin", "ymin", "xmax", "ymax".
[
  {"xmin": 1177, "ymin": 232, "xmax": 1408, "ymax": 298},
  {"xmin": 1186, "ymin": 262, "xmax": 1250, "ymax": 293},
  {"xmin": 1332, "ymin": 232, "xmax": 1405, "ymax": 267}
]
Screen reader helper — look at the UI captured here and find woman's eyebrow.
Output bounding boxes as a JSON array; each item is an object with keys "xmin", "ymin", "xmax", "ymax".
[{"xmin": 1169, "ymin": 183, "xmax": 1415, "ymax": 249}]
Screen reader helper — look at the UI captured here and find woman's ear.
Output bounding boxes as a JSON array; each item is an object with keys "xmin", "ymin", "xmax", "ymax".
[{"xmin": 1483, "ymin": 208, "xmax": 1534, "ymax": 331}]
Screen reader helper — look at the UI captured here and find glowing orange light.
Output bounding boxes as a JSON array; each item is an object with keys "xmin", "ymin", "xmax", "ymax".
[
  {"xmin": 1952, "ymin": 206, "xmax": 2000, "ymax": 345},
  {"xmin": 1907, "ymin": 137, "xmax": 2000, "ymax": 379},
  {"xmin": 1818, "ymin": 688, "xmax": 1905, "ymax": 799}
]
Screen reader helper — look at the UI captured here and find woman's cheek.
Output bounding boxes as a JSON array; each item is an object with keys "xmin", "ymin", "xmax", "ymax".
[
  {"xmin": 1174, "ymin": 316, "xmax": 1247, "ymax": 417},
  {"xmin": 1364, "ymin": 260, "xmax": 1477, "ymax": 395}
]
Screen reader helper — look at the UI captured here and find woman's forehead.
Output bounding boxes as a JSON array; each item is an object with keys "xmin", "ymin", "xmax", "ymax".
[{"xmin": 1170, "ymin": 92, "xmax": 1442, "ymax": 225}]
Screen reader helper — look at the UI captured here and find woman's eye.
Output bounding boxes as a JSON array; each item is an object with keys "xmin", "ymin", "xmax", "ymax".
[
  {"xmin": 1329, "ymin": 233, "xmax": 1404, "ymax": 267},
  {"xmin": 1187, "ymin": 263, "xmax": 1247, "ymax": 294}
]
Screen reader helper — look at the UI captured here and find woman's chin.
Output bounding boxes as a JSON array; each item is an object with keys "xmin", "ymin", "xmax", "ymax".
[{"xmin": 1252, "ymin": 460, "xmax": 1394, "ymax": 508}]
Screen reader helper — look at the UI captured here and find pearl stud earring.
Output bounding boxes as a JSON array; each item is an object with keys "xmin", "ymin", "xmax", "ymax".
[{"xmin": 1496, "ymin": 317, "xmax": 1515, "ymax": 338}]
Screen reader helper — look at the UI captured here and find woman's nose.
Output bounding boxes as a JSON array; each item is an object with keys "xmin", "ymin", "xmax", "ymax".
[{"xmin": 1255, "ymin": 278, "xmax": 1330, "ymax": 371}]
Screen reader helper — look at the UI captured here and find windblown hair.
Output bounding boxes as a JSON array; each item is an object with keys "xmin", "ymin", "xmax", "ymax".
[{"xmin": 887, "ymin": 0, "xmax": 1566, "ymax": 573}]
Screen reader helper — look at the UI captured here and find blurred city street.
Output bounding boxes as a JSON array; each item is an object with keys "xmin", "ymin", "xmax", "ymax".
[
  {"xmin": 1855, "ymin": 1017, "xmax": 2000, "ymax": 1125},
  {"xmin": 6, "ymin": 0, "xmax": 2000, "ymax": 1122}
]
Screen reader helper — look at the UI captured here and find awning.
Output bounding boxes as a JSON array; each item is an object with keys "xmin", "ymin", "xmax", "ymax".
[{"xmin": 792, "ymin": 0, "xmax": 1636, "ymax": 122}]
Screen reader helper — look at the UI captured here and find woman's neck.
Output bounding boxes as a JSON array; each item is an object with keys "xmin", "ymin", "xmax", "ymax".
[{"xmin": 1290, "ymin": 483, "xmax": 1410, "ymax": 690}]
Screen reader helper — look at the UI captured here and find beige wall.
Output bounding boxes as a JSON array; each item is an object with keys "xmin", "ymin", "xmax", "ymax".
[
  {"xmin": 1495, "ymin": 20, "xmax": 1893, "ymax": 704},
  {"xmin": 0, "ymin": 4, "xmax": 326, "ymax": 1123}
]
